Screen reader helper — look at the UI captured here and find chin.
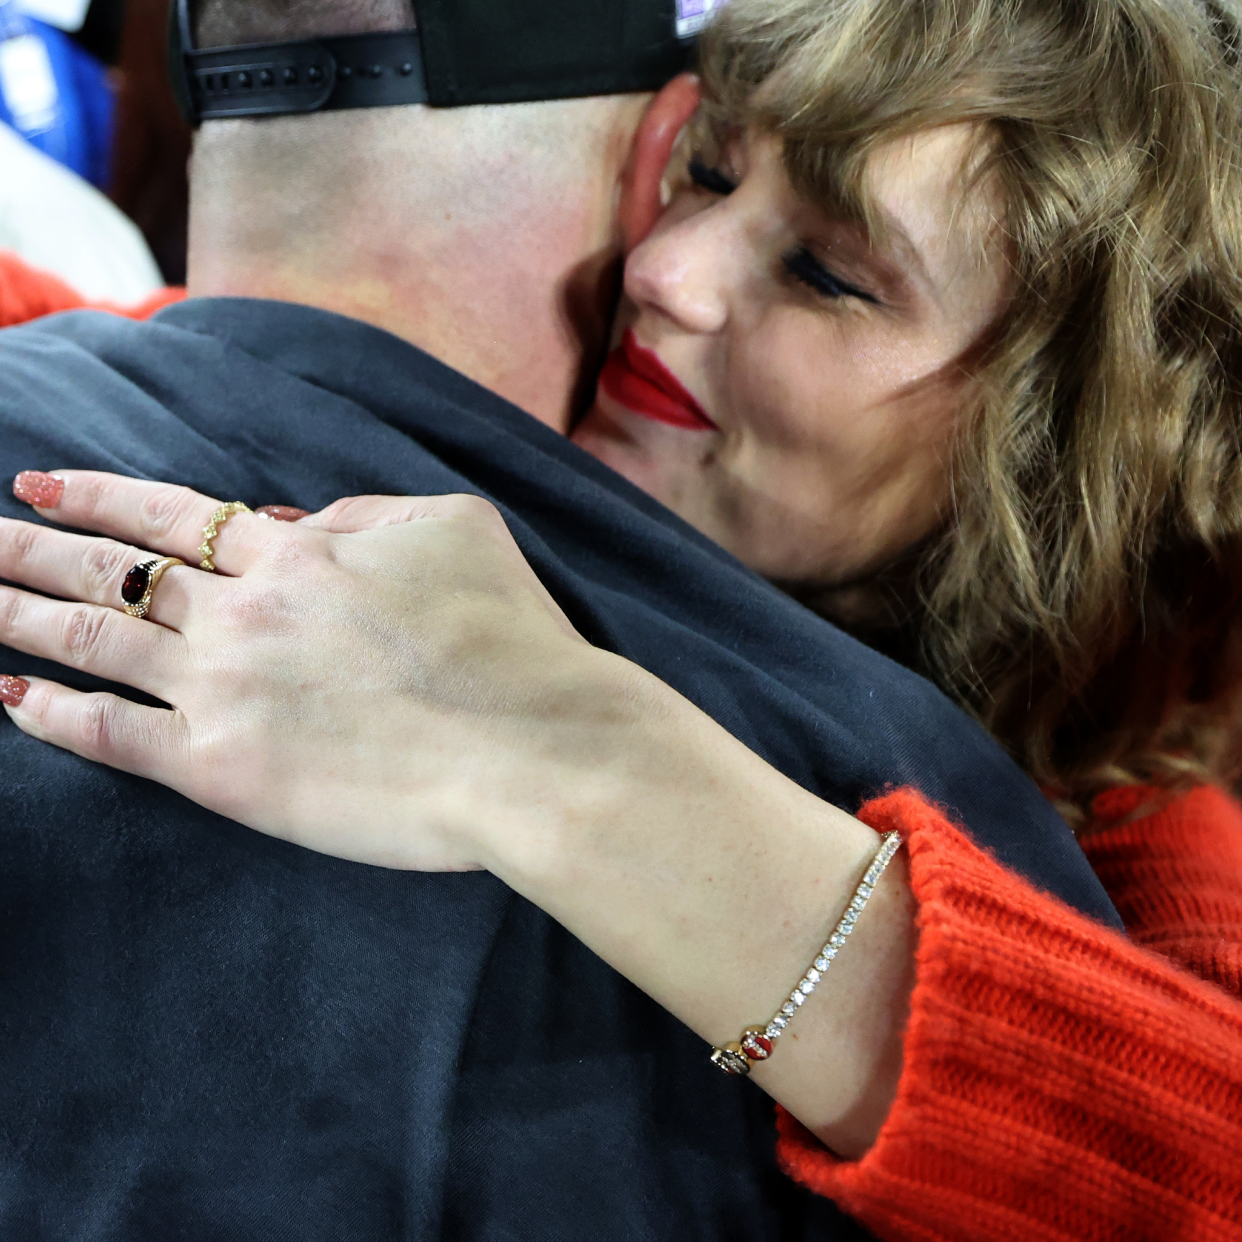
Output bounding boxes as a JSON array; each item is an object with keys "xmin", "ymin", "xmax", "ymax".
[{"xmin": 572, "ymin": 403, "xmax": 679, "ymax": 504}]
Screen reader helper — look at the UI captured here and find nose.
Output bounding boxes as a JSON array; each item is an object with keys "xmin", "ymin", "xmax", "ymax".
[{"xmin": 623, "ymin": 198, "xmax": 741, "ymax": 337}]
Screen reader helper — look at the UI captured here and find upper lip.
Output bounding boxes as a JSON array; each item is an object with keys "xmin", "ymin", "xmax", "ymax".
[{"xmin": 598, "ymin": 329, "xmax": 720, "ymax": 432}]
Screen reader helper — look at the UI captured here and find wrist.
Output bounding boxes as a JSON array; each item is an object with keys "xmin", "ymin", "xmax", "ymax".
[
  {"xmin": 474, "ymin": 640, "xmax": 885, "ymax": 988},
  {"xmin": 461, "ymin": 645, "xmax": 914, "ymax": 1157},
  {"xmin": 466, "ymin": 647, "xmax": 677, "ymax": 882}
]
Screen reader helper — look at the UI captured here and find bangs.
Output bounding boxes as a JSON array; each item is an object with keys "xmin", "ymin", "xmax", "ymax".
[{"xmin": 697, "ymin": 0, "xmax": 1095, "ymax": 250}]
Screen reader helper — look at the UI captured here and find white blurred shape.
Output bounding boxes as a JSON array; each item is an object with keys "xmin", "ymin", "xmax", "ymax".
[
  {"xmin": 0, "ymin": 34, "xmax": 59, "ymax": 132},
  {"xmin": 13, "ymin": 0, "xmax": 90, "ymax": 33},
  {"xmin": 0, "ymin": 119, "xmax": 163, "ymax": 302}
]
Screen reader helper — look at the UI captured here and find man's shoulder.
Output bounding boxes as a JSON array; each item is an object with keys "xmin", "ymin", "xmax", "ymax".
[
  {"xmin": 0, "ymin": 296, "xmax": 320, "ymax": 364},
  {"xmin": 0, "ymin": 299, "xmax": 230, "ymax": 390},
  {"xmin": 0, "ymin": 297, "xmax": 468, "ymax": 443},
  {"xmin": 0, "ymin": 296, "xmax": 552, "ymax": 445}
]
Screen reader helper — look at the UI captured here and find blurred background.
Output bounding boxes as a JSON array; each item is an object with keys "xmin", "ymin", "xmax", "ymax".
[{"xmin": 1, "ymin": 0, "xmax": 190, "ymax": 304}]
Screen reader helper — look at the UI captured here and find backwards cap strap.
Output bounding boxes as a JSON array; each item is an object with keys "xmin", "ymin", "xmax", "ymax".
[
  {"xmin": 168, "ymin": 0, "xmax": 694, "ymax": 126},
  {"xmin": 168, "ymin": 0, "xmax": 429, "ymax": 126}
]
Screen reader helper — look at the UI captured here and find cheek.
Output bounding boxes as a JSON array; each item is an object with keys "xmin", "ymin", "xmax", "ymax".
[
  {"xmin": 716, "ymin": 315, "xmax": 966, "ymax": 578},
  {"xmin": 726, "ymin": 312, "xmax": 954, "ymax": 459}
]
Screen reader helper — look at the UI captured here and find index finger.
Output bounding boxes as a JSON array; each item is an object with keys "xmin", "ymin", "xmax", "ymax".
[{"xmin": 13, "ymin": 470, "xmax": 269, "ymax": 576}]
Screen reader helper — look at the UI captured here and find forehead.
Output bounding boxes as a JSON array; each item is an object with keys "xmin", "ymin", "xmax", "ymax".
[{"xmin": 861, "ymin": 124, "xmax": 1004, "ymax": 304}]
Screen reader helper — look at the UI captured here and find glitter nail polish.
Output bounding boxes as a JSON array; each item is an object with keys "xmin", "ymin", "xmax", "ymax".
[
  {"xmin": 13, "ymin": 471, "xmax": 65, "ymax": 508},
  {"xmin": 254, "ymin": 505, "xmax": 311, "ymax": 522},
  {"xmin": 0, "ymin": 675, "xmax": 30, "ymax": 707}
]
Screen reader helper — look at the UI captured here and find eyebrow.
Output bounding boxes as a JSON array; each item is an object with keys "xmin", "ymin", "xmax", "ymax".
[
  {"xmin": 858, "ymin": 207, "xmax": 935, "ymax": 303},
  {"xmin": 881, "ymin": 222, "xmax": 933, "ymax": 295},
  {"xmin": 802, "ymin": 175, "xmax": 935, "ymax": 304}
]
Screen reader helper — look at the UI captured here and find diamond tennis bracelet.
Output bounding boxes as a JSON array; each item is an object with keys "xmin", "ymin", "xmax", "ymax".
[{"xmin": 710, "ymin": 831, "xmax": 904, "ymax": 1075}]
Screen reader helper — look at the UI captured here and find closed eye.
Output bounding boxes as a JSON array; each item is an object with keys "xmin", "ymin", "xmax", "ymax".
[
  {"xmin": 688, "ymin": 159, "xmax": 738, "ymax": 196},
  {"xmin": 782, "ymin": 246, "xmax": 879, "ymax": 305}
]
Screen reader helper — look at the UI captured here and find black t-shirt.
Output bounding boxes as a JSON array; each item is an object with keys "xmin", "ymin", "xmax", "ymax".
[{"xmin": 0, "ymin": 299, "xmax": 1118, "ymax": 1241}]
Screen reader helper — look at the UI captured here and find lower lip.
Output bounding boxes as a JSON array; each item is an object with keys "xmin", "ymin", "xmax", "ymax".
[{"xmin": 598, "ymin": 333, "xmax": 719, "ymax": 432}]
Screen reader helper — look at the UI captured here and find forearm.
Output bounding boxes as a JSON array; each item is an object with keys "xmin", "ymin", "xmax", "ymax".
[{"xmin": 472, "ymin": 651, "xmax": 918, "ymax": 1159}]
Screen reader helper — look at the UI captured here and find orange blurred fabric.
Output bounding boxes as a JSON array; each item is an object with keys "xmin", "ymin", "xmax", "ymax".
[
  {"xmin": 778, "ymin": 784, "xmax": 1242, "ymax": 1241},
  {"xmin": 0, "ymin": 250, "xmax": 184, "ymax": 327}
]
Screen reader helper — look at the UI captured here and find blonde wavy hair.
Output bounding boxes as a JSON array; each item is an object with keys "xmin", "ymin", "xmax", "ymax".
[{"xmin": 699, "ymin": 0, "xmax": 1242, "ymax": 823}]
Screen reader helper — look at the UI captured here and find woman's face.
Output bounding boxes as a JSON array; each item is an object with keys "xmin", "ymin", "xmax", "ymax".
[{"xmin": 572, "ymin": 124, "xmax": 1011, "ymax": 590}]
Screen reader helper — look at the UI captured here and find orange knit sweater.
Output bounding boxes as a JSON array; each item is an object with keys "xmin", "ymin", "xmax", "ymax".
[
  {"xmin": 777, "ymin": 784, "xmax": 1242, "ymax": 1241},
  {"xmin": 6, "ymin": 248, "xmax": 1238, "ymax": 1240},
  {"xmin": 0, "ymin": 250, "xmax": 183, "ymax": 327}
]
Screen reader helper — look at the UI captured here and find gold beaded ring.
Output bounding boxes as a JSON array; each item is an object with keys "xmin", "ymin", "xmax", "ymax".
[
  {"xmin": 121, "ymin": 557, "xmax": 186, "ymax": 620},
  {"xmin": 198, "ymin": 502, "xmax": 252, "ymax": 572}
]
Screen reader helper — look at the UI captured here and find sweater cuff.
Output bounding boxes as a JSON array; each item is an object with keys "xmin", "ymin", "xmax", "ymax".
[
  {"xmin": 1081, "ymin": 784, "xmax": 1242, "ymax": 994},
  {"xmin": 775, "ymin": 788, "xmax": 1242, "ymax": 1242}
]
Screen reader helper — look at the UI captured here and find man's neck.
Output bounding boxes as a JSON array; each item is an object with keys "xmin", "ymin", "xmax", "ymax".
[
  {"xmin": 184, "ymin": 100, "xmax": 647, "ymax": 433},
  {"xmin": 189, "ymin": 236, "xmax": 619, "ymax": 436}
]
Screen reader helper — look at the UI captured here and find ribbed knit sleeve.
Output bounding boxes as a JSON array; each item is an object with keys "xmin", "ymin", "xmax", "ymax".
[
  {"xmin": 775, "ymin": 787, "xmax": 1242, "ymax": 1242},
  {"xmin": 1082, "ymin": 784, "xmax": 1242, "ymax": 998},
  {"xmin": 0, "ymin": 250, "xmax": 183, "ymax": 329}
]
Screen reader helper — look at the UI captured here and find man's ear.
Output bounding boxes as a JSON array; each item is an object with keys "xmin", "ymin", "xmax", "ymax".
[{"xmin": 619, "ymin": 73, "xmax": 703, "ymax": 253}]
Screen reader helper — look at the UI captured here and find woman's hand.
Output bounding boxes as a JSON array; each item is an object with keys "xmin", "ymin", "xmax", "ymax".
[
  {"xmin": 0, "ymin": 471, "xmax": 615, "ymax": 871},
  {"xmin": 0, "ymin": 469, "xmax": 916, "ymax": 1157}
]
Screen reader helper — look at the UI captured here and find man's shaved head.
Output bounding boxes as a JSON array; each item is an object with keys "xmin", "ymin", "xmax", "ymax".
[
  {"xmin": 196, "ymin": 0, "xmax": 413, "ymax": 47},
  {"xmin": 184, "ymin": 0, "xmax": 684, "ymax": 430}
]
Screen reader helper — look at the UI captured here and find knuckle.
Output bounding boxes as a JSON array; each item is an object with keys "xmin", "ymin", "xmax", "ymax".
[
  {"xmin": 435, "ymin": 495, "xmax": 511, "ymax": 547},
  {"xmin": 6, "ymin": 519, "xmax": 44, "ymax": 574},
  {"xmin": 77, "ymin": 693, "xmax": 119, "ymax": 759},
  {"xmin": 59, "ymin": 604, "xmax": 111, "ymax": 664},
  {"xmin": 255, "ymin": 529, "xmax": 317, "ymax": 577},
  {"xmin": 443, "ymin": 493, "xmax": 502, "ymax": 525},
  {"xmin": 311, "ymin": 495, "xmax": 399, "ymax": 531},
  {"xmin": 80, "ymin": 541, "xmax": 133, "ymax": 602},
  {"xmin": 218, "ymin": 582, "xmax": 294, "ymax": 636},
  {"xmin": 314, "ymin": 497, "xmax": 356, "ymax": 525},
  {"xmin": 0, "ymin": 588, "xmax": 24, "ymax": 639},
  {"xmin": 70, "ymin": 472, "xmax": 109, "ymax": 517},
  {"xmin": 190, "ymin": 724, "xmax": 239, "ymax": 784},
  {"xmin": 136, "ymin": 484, "xmax": 199, "ymax": 543},
  {"xmin": 18, "ymin": 680, "xmax": 53, "ymax": 728}
]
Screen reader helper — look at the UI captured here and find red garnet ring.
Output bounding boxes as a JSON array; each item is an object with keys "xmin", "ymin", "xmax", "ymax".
[{"xmin": 121, "ymin": 556, "xmax": 186, "ymax": 620}]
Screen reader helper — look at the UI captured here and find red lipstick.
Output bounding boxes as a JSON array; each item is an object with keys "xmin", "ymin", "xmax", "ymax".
[{"xmin": 598, "ymin": 330, "xmax": 719, "ymax": 432}]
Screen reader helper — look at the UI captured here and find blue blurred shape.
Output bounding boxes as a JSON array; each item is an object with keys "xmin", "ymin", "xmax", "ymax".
[{"xmin": 0, "ymin": 0, "xmax": 113, "ymax": 188}]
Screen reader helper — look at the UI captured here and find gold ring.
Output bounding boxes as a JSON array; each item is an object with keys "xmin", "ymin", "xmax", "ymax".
[
  {"xmin": 198, "ymin": 502, "xmax": 251, "ymax": 572},
  {"xmin": 121, "ymin": 557, "xmax": 186, "ymax": 620}
]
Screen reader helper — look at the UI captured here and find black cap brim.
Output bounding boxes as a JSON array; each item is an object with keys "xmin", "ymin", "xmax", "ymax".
[{"xmin": 416, "ymin": 0, "xmax": 690, "ymax": 105}]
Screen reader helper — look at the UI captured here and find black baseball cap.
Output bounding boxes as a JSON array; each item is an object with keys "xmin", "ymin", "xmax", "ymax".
[{"xmin": 170, "ymin": 0, "xmax": 722, "ymax": 126}]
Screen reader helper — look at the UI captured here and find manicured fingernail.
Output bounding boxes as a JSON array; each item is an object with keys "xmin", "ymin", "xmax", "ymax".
[
  {"xmin": 13, "ymin": 471, "xmax": 65, "ymax": 508},
  {"xmin": 0, "ymin": 675, "xmax": 30, "ymax": 707},
  {"xmin": 254, "ymin": 505, "xmax": 311, "ymax": 522}
]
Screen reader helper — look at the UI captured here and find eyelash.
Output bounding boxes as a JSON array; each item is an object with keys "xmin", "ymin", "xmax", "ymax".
[
  {"xmin": 781, "ymin": 247, "xmax": 879, "ymax": 305},
  {"xmin": 687, "ymin": 159, "xmax": 738, "ymax": 196},
  {"xmin": 687, "ymin": 160, "xmax": 878, "ymax": 306}
]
